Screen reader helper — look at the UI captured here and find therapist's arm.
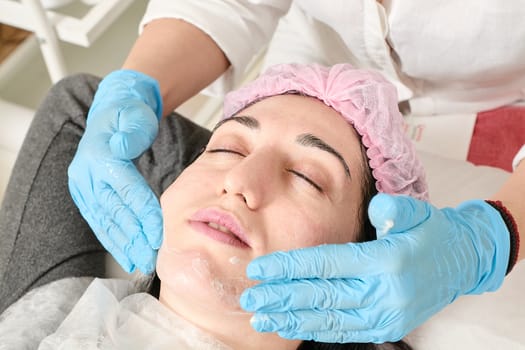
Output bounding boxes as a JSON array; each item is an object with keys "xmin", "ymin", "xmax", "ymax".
[
  {"xmin": 491, "ymin": 159, "xmax": 525, "ymax": 262},
  {"xmin": 123, "ymin": 18, "xmax": 230, "ymax": 116}
]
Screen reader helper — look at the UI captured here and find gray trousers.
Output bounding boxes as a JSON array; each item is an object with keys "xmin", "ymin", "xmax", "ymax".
[{"xmin": 0, "ymin": 74, "xmax": 211, "ymax": 313}]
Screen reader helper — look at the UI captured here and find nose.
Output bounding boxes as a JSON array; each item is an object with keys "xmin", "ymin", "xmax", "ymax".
[{"xmin": 219, "ymin": 149, "xmax": 277, "ymax": 209}]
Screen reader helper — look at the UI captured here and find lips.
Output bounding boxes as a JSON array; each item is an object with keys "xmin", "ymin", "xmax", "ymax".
[{"xmin": 189, "ymin": 208, "xmax": 251, "ymax": 248}]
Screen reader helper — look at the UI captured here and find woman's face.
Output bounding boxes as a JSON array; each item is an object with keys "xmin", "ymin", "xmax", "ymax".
[{"xmin": 157, "ymin": 94, "xmax": 367, "ymax": 350}]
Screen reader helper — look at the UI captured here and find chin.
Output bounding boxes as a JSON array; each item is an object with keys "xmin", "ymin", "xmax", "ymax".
[
  {"xmin": 156, "ymin": 243, "xmax": 254, "ymax": 311},
  {"xmin": 156, "ymin": 245, "xmax": 303, "ymax": 350},
  {"xmin": 156, "ymin": 246, "xmax": 259, "ymax": 348}
]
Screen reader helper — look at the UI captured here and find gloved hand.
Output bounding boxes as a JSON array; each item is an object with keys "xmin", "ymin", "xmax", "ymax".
[
  {"xmin": 240, "ymin": 193, "xmax": 510, "ymax": 343},
  {"xmin": 68, "ymin": 69, "xmax": 163, "ymax": 274}
]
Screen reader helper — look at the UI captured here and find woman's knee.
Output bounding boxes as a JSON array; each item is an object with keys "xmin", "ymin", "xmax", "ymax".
[
  {"xmin": 36, "ymin": 73, "xmax": 101, "ymax": 129},
  {"xmin": 49, "ymin": 73, "xmax": 100, "ymax": 108}
]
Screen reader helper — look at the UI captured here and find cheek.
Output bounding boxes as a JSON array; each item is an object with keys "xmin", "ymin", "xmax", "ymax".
[
  {"xmin": 160, "ymin": 180, "xmax": 190, "ymax": 234},
  {"xmin": 160, "ymin": 168, "xmax": 215, "ymax": 248},
  {"xmin": 161, "ymin": 166, "xmax": 217, "ymax": 212},
  {"xmin": 302, "ymin": 215, "xmax": 357, "ymax": 246},
  {"xmin": 160, "ymin": 184, "xmax": 178, "ymax": 214},
  {"xmin": 265, "ymin": 204, "xmax": 359, "ymax": 252}
]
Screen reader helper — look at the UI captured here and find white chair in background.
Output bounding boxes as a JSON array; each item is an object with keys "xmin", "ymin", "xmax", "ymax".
[
  {"xmin": 0, "ymin": 0, "xmax": 133, "ymax": 83},
  {"xmin": 0, "ymin": 0, "xmax": 135, "ymax": 202}
]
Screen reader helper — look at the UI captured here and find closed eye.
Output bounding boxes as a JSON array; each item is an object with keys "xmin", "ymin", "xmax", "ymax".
[
  {"xmin": 208, "ymin": 148, "xmax": 323, "ymax": 192},
  {"xmin": 206, "ymin": 148, "xmax": 245, "ymax": 157},
  {"xmin": 286, "ymin": 169, "xmax": 323, "ymax": 192}
]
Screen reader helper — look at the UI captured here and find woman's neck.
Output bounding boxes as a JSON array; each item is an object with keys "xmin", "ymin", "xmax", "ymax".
[{"xmin": 159, "ymin": 285, "xmax": 301, "ymax": 350}]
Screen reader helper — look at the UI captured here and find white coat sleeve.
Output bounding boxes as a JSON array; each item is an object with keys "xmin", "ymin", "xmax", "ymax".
[{"xmin": 139, "ymin": 0, "xmax": 293, "ymax": 95}]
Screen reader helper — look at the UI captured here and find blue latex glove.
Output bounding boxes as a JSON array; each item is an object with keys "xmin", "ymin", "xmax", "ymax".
[
  {"xmin": 68, "ymin": 69, "xmax": 163, "ymax": 274},
  {"xmin": 240, "ymin": 193, "xmax": 510, "ymax": 343}
]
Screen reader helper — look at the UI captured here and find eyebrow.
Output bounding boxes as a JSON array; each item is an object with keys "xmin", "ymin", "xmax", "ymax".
[
  {"xmin": 212, "ymin": 115, "xmax": 259, "ymax": 132},
  {"xmin": 213, "ymin": 115, "xmax": 351, "ymax": 179},
  {"xmin": 296, "ymin": 133, "xmax": 351, "ymax": 178}
]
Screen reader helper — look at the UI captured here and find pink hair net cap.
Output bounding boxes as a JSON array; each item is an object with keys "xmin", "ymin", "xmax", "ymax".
[{"xmin": 223, "ymin": 63, "xmax": 428, "ymax": 200}]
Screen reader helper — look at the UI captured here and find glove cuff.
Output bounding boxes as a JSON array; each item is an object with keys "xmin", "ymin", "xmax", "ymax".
[
  {"xmin": 486, "ymin": 200, "xmax": 521, "ymax": 274},
  {"xmin": 97, "ymin": 69, "xmax": 164, "ymax": 120},
  {"xmin": 457, "ymin": 200, "xmax": 510, "ymax": 295}
]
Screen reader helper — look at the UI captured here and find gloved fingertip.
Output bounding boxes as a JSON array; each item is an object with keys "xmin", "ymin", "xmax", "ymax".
[
  {"xmin": 127, "ymin": 236, "xmax": 157, "ymax": 274},
  {"xmin": 118, "ymin": 257, "xmax": 135, "ymax": 274},
  {"xmin": 137, "ymin": 252, "xmax": 157, "ymax": 275},
  {"xmin": 109, "ymin": 131, "xmax": 135, "ymax": 159},
  {"xmin": 127, "ymin": 264, "xmax": 136, "ymax": 274},
  {"xmin": 137, "ymin": 262, "xmax": 155, "ymax": 275},
  {"xmin": 368, "ymin": 193, "xmax": 398, "ymax": 235},
  {"xmin": 250, "ymin": 313, "xmax": 276, "ymax": 333},
  {"xmin": 111, "ymin": 129, "xmax": 156, "ymax": 160},
  {"xmin": 369, "ymin": 193, "xmax": 431, "ymax": 235},
  {"xmin": 277, "ymin": 331, "xmax": 305, "ymax": 341},
  {"xmin": 134, "ymin": 251, "xmax": 155, "ymax": 275},
  {"xmin": 239, "ymin": 289, "xmax": 258, "ymax": 312},
  {"xmin": 151, "ymin": 237, "xmax": 163, "ymax": 250},
  {"xmin": 109, "ymin": 107, "xmax": 159, "ymax": 159},
  {"xmin": 108, "ymin": 246, "xmax": 135, "ymax": 274},
  {"xmin": 246, "ymin": 259, "xmax": 266, "ymax": 280},
  {"xmin": 144, "ymin": 230, "xmax": 162, "ymax": 250},
  {"xmin": 143, "ymin": 216, "xmax": 163, "ymax": 249},
  {"xmin": 246, "ymin": 253, "xmax": 287, "ymax": 280}
]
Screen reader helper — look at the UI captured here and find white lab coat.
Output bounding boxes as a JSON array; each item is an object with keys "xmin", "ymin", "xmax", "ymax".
[{"xmin": 140, "ymin": 0, "xmax": 525, "ymax": 163}]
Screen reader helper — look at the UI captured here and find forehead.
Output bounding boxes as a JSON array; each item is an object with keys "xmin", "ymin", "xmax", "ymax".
[
  {"xmin": 230, "ymin": 94, "xmax": 353, "ymax": 131},
  {"xmin": 223, "ymin": 94, "xmax": 366, "ymax": 178},
  {"xmin": 227, "ymin": 94, "xmax": 361, "ymax": 148}
]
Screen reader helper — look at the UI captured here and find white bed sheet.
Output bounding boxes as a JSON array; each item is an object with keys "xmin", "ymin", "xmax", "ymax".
[{"xmin": 407, "ymin": 260, "xmax": 525, "ymax": 349}]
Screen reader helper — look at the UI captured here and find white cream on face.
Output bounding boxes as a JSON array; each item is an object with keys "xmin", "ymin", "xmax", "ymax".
[
  {"xmin": 229, "ymin": 256, "xmax": 241, "ymax": 265},
  {"xmin": 157, "ymin": 243, "xmax": 252, "ymax": 313}
]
